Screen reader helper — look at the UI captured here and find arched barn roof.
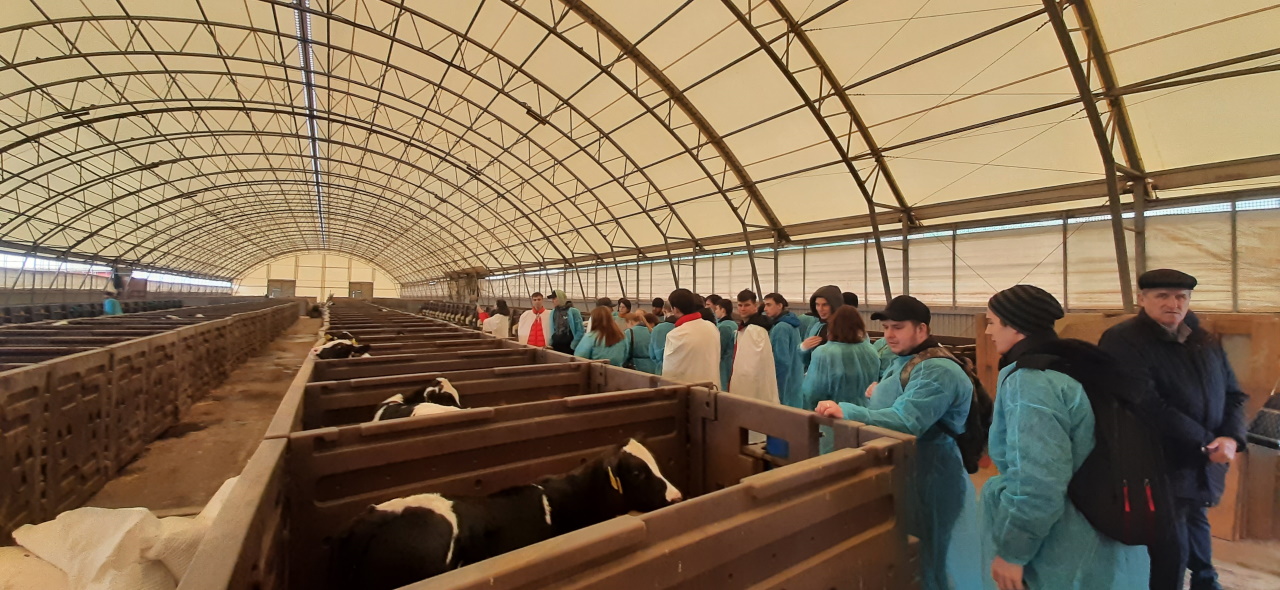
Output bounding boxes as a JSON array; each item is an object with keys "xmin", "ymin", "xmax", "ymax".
[{"xmin": 2, "ymin": 0, "xmax": 1277, "ymax": 306}]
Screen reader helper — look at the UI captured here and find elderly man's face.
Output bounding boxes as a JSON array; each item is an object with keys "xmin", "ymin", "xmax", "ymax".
[{"xmin": 1138, "ymin": 288, "xmax": 1191, "ymax": 330}]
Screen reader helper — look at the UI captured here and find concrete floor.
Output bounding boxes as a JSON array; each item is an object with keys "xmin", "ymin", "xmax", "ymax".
[{"xmin": 84, "ymin": 317, "xmax": 321, "ymax": 513}]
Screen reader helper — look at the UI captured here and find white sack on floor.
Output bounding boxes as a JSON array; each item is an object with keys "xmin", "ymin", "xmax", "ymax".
[{"xmin": 7, "ymin": 476, "xmax": 237, "ymax": 590}]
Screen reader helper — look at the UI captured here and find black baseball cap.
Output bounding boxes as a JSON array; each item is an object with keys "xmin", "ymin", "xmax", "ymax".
[{"xmin": 870, "ymin": 295, "xmax": 931, "ymax": 325}]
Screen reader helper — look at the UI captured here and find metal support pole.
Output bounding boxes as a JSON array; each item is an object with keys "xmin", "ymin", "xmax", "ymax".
[
  {"xmin": 1043, "ymin": 0, "xmax": 1135, "ymax": 311},
  {"xmin": 1133, "ymin": 180, "xmax": 1148, "ymax": 277},
  {"xmin": 1062, "ymin": 212, "xmax": 1071, "ymax": 311},
  {"xmin": 902, "ymin": 223, "xmax": 911, "ymax": 296},
  {"xmin": 951, "ymin": 230, "xmax": 958, "ymax": 308},
  {"xmin": 1230, "ymin": 201, "xmax": 1239, "ymax": 312},
  {"xmin": 801, "ymin": 246, "xmax": 807, "ymax": 300}
]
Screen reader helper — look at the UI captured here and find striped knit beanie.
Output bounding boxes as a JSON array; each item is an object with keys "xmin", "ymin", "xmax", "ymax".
[{"xmin": 988, "ymin": 285, "xmax": 1064, "ymax": 335}]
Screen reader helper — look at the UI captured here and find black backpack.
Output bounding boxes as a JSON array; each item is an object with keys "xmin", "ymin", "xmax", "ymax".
[
  {"xmin": 899, "ymin": 345, "xmax": 993, "ymax": 474},
  {"xmin": 1008, "ymin": 339, "xmax": 1171, "ymax": 547}
]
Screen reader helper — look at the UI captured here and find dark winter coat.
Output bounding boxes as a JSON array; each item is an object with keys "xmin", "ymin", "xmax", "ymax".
[{"xmin": 1098, "ymin": 310, "xmax": 1248, "ymax": 504}]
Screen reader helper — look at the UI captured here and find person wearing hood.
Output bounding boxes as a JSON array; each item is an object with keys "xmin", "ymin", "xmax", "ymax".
[
  {"xmin": 661, "ymin": 289, "xmax": 722, "ymax": 386},
  {"xmin": 815, "ymin": 295, "xmax": 983, "ymax": 590},
  {"xmin": 763, "ymin": 293, "xmax": 804, "ymax": 410},
  {"xmin": 548, "ymin": 290, "xmax": 584, "ymax": 353},
  {"xmin": 650, "ymin": 300, "xmax": 679, "ymax": 374},
  {"xmin": 574, "ymin": 306, "xmax": 631, "ymax": 367},
  {"xmin": 481, "ymin": 299, "xmax": 511, "ymax": 340},
  {"xmin": 800, "ymin": 285, "xmax": 844, "ymax": 371},
  {"xmin": 799, "ymin": 306, "xmax": 881, "ymax": 454},
  {"xmin": 982, "ymin": 285, "xmax": 1150, "ymax": 590},
  {"xmin": 517, "ymin": 292, "xmax": 552, "ymax": 347},
  {"xmin": 1099, "ymin": 270, "xmax": 1245, "ymax": 590}
]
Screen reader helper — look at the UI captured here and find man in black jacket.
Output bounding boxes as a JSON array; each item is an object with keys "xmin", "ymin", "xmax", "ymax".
[{"xmin": 1099, "ymin": 269, "xmax": 1247, "ymax": 590}]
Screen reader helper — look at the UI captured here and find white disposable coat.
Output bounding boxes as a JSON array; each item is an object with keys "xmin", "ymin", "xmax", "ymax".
[
  {"xmin": 661, "ymin": 319, "xmax": 722, "ymax": 387},
  {"xmin": 728, "ymin": 324, "xmax": 780, "ymax": 405},
  {"xmin": 481, "ymin": 314, "xmax": 510, "ymax": 339},
  {"xmin": 516, "ymin": 308, "xmax": 551, "ymax": 345}
]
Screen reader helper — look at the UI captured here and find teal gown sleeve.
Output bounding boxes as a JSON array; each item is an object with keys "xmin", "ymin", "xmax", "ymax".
[
  {"xmin": 718, "ymin": 321, "xmax": 736, "ymax": 389},
  {"xmin": 573, "ymin": 332, "xmax": 596, "ymax": 360},
  {"xmin": 569, "ymin": 308, "xmax": 585, "ymax": 348},
  {"xmin": 770, "ymin": 324, "xmax": 803, "ymax": 408},
  {"xmin": 839, "ymin": 359, "xmax": 965, "ymax": 437}
]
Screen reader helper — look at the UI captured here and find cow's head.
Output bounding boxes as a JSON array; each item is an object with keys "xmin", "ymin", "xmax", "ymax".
[
  {"xmin": 605, "ymin": 438, "xmax": 683, "ymax": 512},
  {"xmin": 421, "ymin": 378, "xmax": 461, "ymax": 408}
]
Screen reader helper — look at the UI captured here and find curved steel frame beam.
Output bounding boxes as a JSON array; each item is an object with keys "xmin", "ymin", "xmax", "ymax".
[
  {"xmin": 0, "ymin": 105, "xmax": 585, "ymax": 275},
  {"xmin": 3, "ymin": 114, "xmax": 572, "ymax": 274},
  {"xmin": 0, "ymin": 15, "xmax": 691, "ymax": 279},
  {"xmin": 1042, "ymin": 0, "xmax": 1134, "ymax": 311},
  {"xmin": 98, "ymin": 181, "xmax": 467, "ymax": 273},
  {"xmin": 255, "ymin": 3, "xmax": 696, "ymax": 275},
  {"xmin": 723, "ymin": 0, "xmax": 896, "ymax": 303},
  {"xmin": 555, "ymin": 0, "xmax": 789, "ymax": 296}
]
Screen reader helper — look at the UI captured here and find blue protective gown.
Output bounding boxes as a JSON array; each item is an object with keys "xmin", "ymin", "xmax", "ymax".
[
  {"xmin": 770, "ymin": 312, "xmax": 805, "ymax": 409},
  {"xmin": 102, "ymin": 298, "xmax": 123, "ymax": 316},
  {"xmin": 717, "ymin": 319, "xmax": 737, "ymax": 389},
  {"xmin": 799, "ymin": 320, "xmax": 826, "ymax": 372},
  {"xmin": 797, "ymin": 313, "xmax": 819, "ymax": 340},
  {"xmin": 840, "ymin": 354, "xmax": 985, "ymax": 590},
  {"xmin": 573, "ymin": 331, "xmax": 630, "ymax": 367},
  {"xmin": 650, "ymin": 321, "xmax": 675, "ymax": 374},
  {"xmin": 626, "ymin": 325, "xmax": 658, "ymax": 374},
  {"xmin": 872, "ymin": 337, "xmax": 896, "ymax": 375},
  {"xmin": 981, "ymin": 364, "xmax": 1149, "ymax": 590},
  {"xmin": 801, "ymin": 340, "xmax": 881, "ymax": 455}
]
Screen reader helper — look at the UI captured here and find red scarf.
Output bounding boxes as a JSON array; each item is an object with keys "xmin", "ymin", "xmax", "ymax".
[{"xmin": 675, "ymin": 312, "xmax": 703, "ymax": 327}]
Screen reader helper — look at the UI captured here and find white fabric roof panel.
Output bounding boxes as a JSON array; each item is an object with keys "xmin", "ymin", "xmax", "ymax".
[{"xmin": 0, "ymin": 0, "xmax": 1275, "ymax": 283}]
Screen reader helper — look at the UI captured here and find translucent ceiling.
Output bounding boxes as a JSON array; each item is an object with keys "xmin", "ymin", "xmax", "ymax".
[{"xmin": 0, "ymin": 0, "xmax": 1276, "ymax": 283}]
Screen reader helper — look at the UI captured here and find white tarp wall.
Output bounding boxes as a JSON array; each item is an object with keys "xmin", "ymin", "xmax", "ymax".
[
  {"xmin": 235, "ymin": 253, "xmax": 399, "ymax": 300},
  {"xmin": 474, "ymin": 196, "xmax": 1280, "ymax": 312}
]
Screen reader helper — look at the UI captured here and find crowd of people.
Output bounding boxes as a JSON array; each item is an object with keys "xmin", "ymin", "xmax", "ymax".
[{"xmin": 502, "ymin": 268, "xmax": 1245, "ymax": 590}]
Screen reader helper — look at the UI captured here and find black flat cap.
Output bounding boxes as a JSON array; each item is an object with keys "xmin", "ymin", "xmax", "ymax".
[
  {"xmin": 871, "ymin": 295, "xmax": 931, "ymax": 325},
  {"xmin": 1138, "ymin": 269, "xmax": 1197, "ymax": 290}
]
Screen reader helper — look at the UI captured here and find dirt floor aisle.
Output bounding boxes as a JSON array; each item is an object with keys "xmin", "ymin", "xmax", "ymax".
[{"xmin": 85, "ymin": 316, "xmax": 321, "ymax": 514}]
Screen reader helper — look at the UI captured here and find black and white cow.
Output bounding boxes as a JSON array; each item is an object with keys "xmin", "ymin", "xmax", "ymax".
[
  {"xmin": 333, "ymin": 438, "xmax": 683, "ymax": 590},
  {"xmin": 314, "ymin": 339, "xmax": 372, "ymax": 359},
  {"xmin": 371, "ymin": 378, "xmax": 461, "ymax": 421}
]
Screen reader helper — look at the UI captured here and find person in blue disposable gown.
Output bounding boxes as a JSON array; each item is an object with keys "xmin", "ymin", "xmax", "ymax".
[
  {"xmin": 982, "ymin": 285, "xmax": 1149, "ymax": 590},
  {"xmin": 799, "ymin": 285, "xmax": 843, "ymax": 372},
  {"xmin": 763, "ymin": 293, "xmax": 804, "ymax": 409},
  {"xmin": 712, "ymin": 299, "xmax": 737, "ymax": 389},
  {"xmin": 574, "ymin": 306, "xmax": 631, "ymax": 367},
  {"xmin": 650, "ymin": 302, "xmax": 677, "ymax": 374},
  {"xmin": 815, "ymin": 295, "xmax": 983, "ymax": 590},
  {"xmin": 102, "ymin": 291, "xmax": 123, "ymax": 316},
  {"xmin": 624, "ymin": 311, "xmax": 658, "ymax": 374},
  {"xmin": 800, "ymin": 306, "xmax": 881, "ymax": 455},
  {"xmin": 872, "ymin": 335, "xmax": 895, "ymax": 374}
]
